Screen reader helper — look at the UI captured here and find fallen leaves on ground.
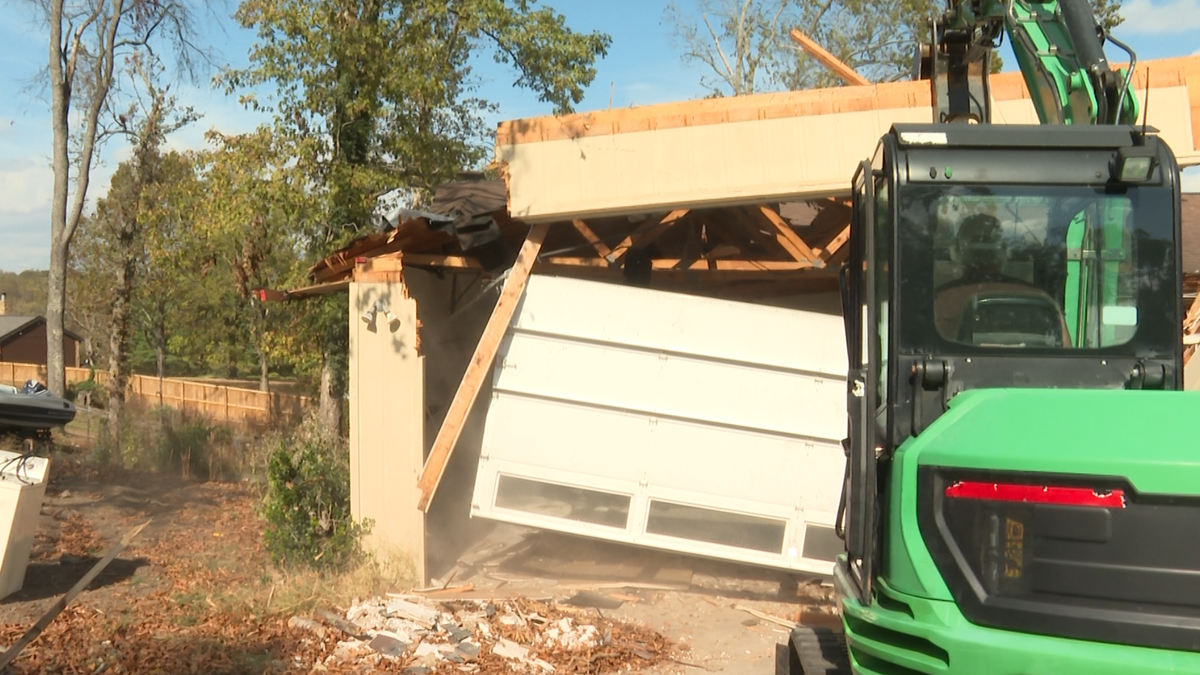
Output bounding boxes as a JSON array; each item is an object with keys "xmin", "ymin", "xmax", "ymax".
[
  {"xmin": 1, "ymin": 476, "xmax": 674, "ymax": 674},
  {"xmin": 32, "ymin": 511, "xmax": 106, "ymax": 562}
]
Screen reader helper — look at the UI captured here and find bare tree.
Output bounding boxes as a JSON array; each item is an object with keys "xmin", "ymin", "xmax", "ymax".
[
  {"xmin": 41, "ymin": 0, "xmax": 204, "ymax": 397},
  {"xmin": 668, "ymin": 0, "xmax": 1125, "ymax": 97},
  {"xmin": 666, "ymin": 0, "xmax": 793, "ymax": 96}
]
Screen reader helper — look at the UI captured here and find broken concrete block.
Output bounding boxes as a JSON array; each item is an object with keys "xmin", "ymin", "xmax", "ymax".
[
  {"xmin": 455, "ymin": 641, "xmax": 480, "ymax": 661},
  {"xmin": 386, "ymin": 599, "xmax": 439, "ymax": 626},
  {"xmin": 492, "ymin": 638, "xmax": 529, "ymax": 660},
  {"xmin": 413, "ymin": 643, "xmax": 441, "ymax": 658},
  {"xmin": 444, "ymin": 623, "xmax": 470, "ymax": 643},
  {"xmin": 367, "ymin": 631, "xmax": 408, "ymax": 658}
]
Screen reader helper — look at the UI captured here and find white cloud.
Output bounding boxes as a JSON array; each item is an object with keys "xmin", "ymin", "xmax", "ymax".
[
  {"xmin": 1121, "ymin": 0, "xmax": 1200, "ymax": 35},
  {"xmin": 0, "ymin": 209, "xmax": 51, "ymax": 272},
  {"xmin": 1183, "ymin": 167, "xmax": 1200, "ymax": 192},
  {"xmin": 0, "ymin": 157, "xmax": 52, "ymax": 215}
]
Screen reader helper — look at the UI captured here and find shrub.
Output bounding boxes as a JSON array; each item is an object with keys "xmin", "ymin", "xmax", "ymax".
[{"xmin": 260, "ymin": 422, "xmax": 370, "ymax": 571}]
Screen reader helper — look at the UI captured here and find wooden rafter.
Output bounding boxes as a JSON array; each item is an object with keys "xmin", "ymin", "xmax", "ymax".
[
  {"xmin": 534, "ymin": 260, "xmax": 837, "ymax": 284},
  {"xmin": 757, "ymin": 205, "xmax": 820, "ymax": 265},
  {"xmin": 571, "ymin": 219, "xmax": 613, "ymax": 258},
  {"xmin": 606, "ymin": 209, "xmax": 690, "ymax": 264},
  {"xmin": 542, "ymin": 256, "xmax": 813, "ymax": 271},
  {"xmin": 818, "ymin": 224, "xmax": 851, "ymax": 262}
]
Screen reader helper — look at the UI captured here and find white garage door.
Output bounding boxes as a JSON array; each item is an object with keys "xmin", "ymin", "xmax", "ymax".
[{"xmin": 470, "ymin": 275, "xmax": 849, "ymax": 574}]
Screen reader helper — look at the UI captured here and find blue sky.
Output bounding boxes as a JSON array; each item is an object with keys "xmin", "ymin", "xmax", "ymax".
[{"xmin": 2, "ymin": 0, "xmax": 1199, "ymax": 272}]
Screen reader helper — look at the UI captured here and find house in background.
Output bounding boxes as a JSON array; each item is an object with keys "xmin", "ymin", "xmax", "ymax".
[{"xmin": 0, "ymin": 294, "xmax": 81, "ymax": 368}]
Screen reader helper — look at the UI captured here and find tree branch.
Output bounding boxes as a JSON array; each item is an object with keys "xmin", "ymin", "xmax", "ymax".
[{"xmin": 702, "ymin": 11, "xmax": 738, "ymax": 93}]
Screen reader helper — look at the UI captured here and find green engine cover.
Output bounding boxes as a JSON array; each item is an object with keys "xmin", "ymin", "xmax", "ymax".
[{"xmin": 885, "ymin": 386, "xmax": 1200, "ymax": 600}]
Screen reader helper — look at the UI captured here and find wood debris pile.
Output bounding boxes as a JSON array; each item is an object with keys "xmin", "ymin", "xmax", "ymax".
[{"xmin": 292, "ymin": 595, "xmax": 674, "ymax": 674}]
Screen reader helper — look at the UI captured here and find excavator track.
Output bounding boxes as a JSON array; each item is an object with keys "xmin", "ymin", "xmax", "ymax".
[{"xmin": 778, "ymin": 625, "xmax": 851, "ymax": 675}]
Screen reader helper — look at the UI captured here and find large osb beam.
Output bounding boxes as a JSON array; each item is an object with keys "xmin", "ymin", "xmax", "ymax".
[{"xmin": 495, "ymin": 56, "xmax": 1200, "ymax": 224}]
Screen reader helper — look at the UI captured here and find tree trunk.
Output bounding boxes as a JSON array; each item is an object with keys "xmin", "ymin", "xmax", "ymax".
[
  {"xmin": 257, "ymin": 346, "xmax": 270, "ymax": 394},
  {"xmin": 319, "ymin": 354, "xmax": 340, "ymax": 444},
  {"xmin": 154, "ymin": 300, "xmax": 166, "ymax": 379},
  {"xmin": 45, "ymin": 0, "xmax": 125, "ymax": 397},
  {"xmin": 107, "ymin": 239, "xmax": 135, "ymax": 448},
  {"xmin": 46, "ymin": 243, "xmax": 69, "ymax": 393},
  {"xmin": 46, "ymin": 0, "xmax": 71, "ymax": 398}
]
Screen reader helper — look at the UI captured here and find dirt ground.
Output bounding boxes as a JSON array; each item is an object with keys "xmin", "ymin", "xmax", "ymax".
[{"xmin": 0, "ymin": 438, "xmax": 838, "ymax": 675}]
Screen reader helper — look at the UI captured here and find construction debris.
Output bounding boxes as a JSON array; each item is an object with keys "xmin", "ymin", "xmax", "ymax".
[{"xmin": 307, "ymin": 594, "xmax": 672, "ymax": 673}]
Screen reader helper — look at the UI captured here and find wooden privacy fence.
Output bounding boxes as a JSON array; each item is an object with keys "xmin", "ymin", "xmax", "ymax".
[{"xmin": 0, "ymin": 362, "xmax": 313, "ymax": 426}]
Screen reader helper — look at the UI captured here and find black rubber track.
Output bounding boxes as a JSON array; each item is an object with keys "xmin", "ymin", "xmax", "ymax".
[{"xmin": 777, "ymin": 625, "xmax": 851, "ymax": 675}]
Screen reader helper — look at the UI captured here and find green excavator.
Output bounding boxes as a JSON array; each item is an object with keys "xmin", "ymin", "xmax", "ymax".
[{"xmin": 784, "ymin": 1, "xmax": 1199, "ymax": 674}]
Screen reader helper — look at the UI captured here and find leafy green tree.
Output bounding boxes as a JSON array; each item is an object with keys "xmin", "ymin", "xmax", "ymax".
[
  {"xmin": 84, "ymin": 57, "xmax": 196, "ymax": 442},
  {"xmin": 220, "ymin": 0, "xmax": 611, "ymax": 439},
  {"xmin": 193, "ymin": 129, "xmax": 315, "ymax": 392}
]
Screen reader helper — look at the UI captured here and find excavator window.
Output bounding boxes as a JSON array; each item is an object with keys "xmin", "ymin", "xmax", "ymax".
[{"xmin": 897, "ymin": 184, "xmax": 1174, "ymax": 353}]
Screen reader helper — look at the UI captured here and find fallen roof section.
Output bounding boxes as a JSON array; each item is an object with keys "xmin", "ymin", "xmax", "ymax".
[{"xmin": 494, "ymin": 56, "xmax": 1200, "ymax": 223}]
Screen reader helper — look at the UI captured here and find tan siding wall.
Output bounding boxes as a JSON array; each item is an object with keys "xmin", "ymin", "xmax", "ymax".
[{"xmin": 348, "ymin": 279, "xmax": 425, "ymax": 579}]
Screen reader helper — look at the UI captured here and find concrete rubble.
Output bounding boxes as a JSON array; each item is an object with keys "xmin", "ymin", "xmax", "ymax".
[{"xmin": 297, "ymin": 593, "xmax": 669, "ymax": 673}]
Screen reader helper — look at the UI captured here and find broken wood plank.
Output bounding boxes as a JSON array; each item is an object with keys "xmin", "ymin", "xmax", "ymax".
[
  {"xmin": 412, "ymin": 583, "xmax": 477, "ymax": 596},
  {"xmin": 0, "ymin": 519, "xmax": 151, "ymax": 672},
  {"xmin": 416, "ymin": 223, "xmax": 550, "ymax": 511},
  {"xmin": 789, "ymin": 29, "xmax": 871, "ymax": 87},
  {"xmin": 571, "ymin": 219, "xmax": 613, "ymax": 258},
  {"xmin": 735, "ymin": 604, "xmax": 798, "ymax": 630},
  {"xmin": 758, "ymin": 205, "xmax": 820, "ymax": 265}
]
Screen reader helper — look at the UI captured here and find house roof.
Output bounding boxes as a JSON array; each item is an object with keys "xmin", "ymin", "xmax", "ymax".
[
  {"xmin": 428, "ymin": 179, "xmax": 507, "ymax": 219},
  {"xmin": 0, "ymin": 316, "xmax": 82, "ymax": 343}
]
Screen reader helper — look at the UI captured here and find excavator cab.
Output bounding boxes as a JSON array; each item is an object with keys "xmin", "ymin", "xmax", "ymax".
[{"xmin": 784, "ymin": 122, "xmax": 1200, "ymax": 675}]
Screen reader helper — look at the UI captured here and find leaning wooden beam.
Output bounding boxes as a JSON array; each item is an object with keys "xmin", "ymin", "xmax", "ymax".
[
  {"xmin": 416, "ymin": 223, "xmax": 550, "ymax": 512},
  {"xmin": 789, "ymin": 29, "xmax": 871, "ymax": 87},
  {"xmin": 605, "ymin": 210, "xmax": 690, "ymax": 264},
  {"xmin": 758, "ymin": 205, "xmax": 821, "ymax": 266},
  {"xmin": 571, "ymin": 219, "xmax": 613, "ymax": 258}
]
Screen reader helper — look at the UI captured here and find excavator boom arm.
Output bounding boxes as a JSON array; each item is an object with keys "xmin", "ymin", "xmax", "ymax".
[{"xmin": 927, "ymin": 0, "xmax": 1139, "ymax": 125}]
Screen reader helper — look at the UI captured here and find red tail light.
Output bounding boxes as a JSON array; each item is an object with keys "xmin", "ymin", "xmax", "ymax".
[{"xmin": 945, "ymin": 481, "xmax": 1125, "ymax": 508}]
